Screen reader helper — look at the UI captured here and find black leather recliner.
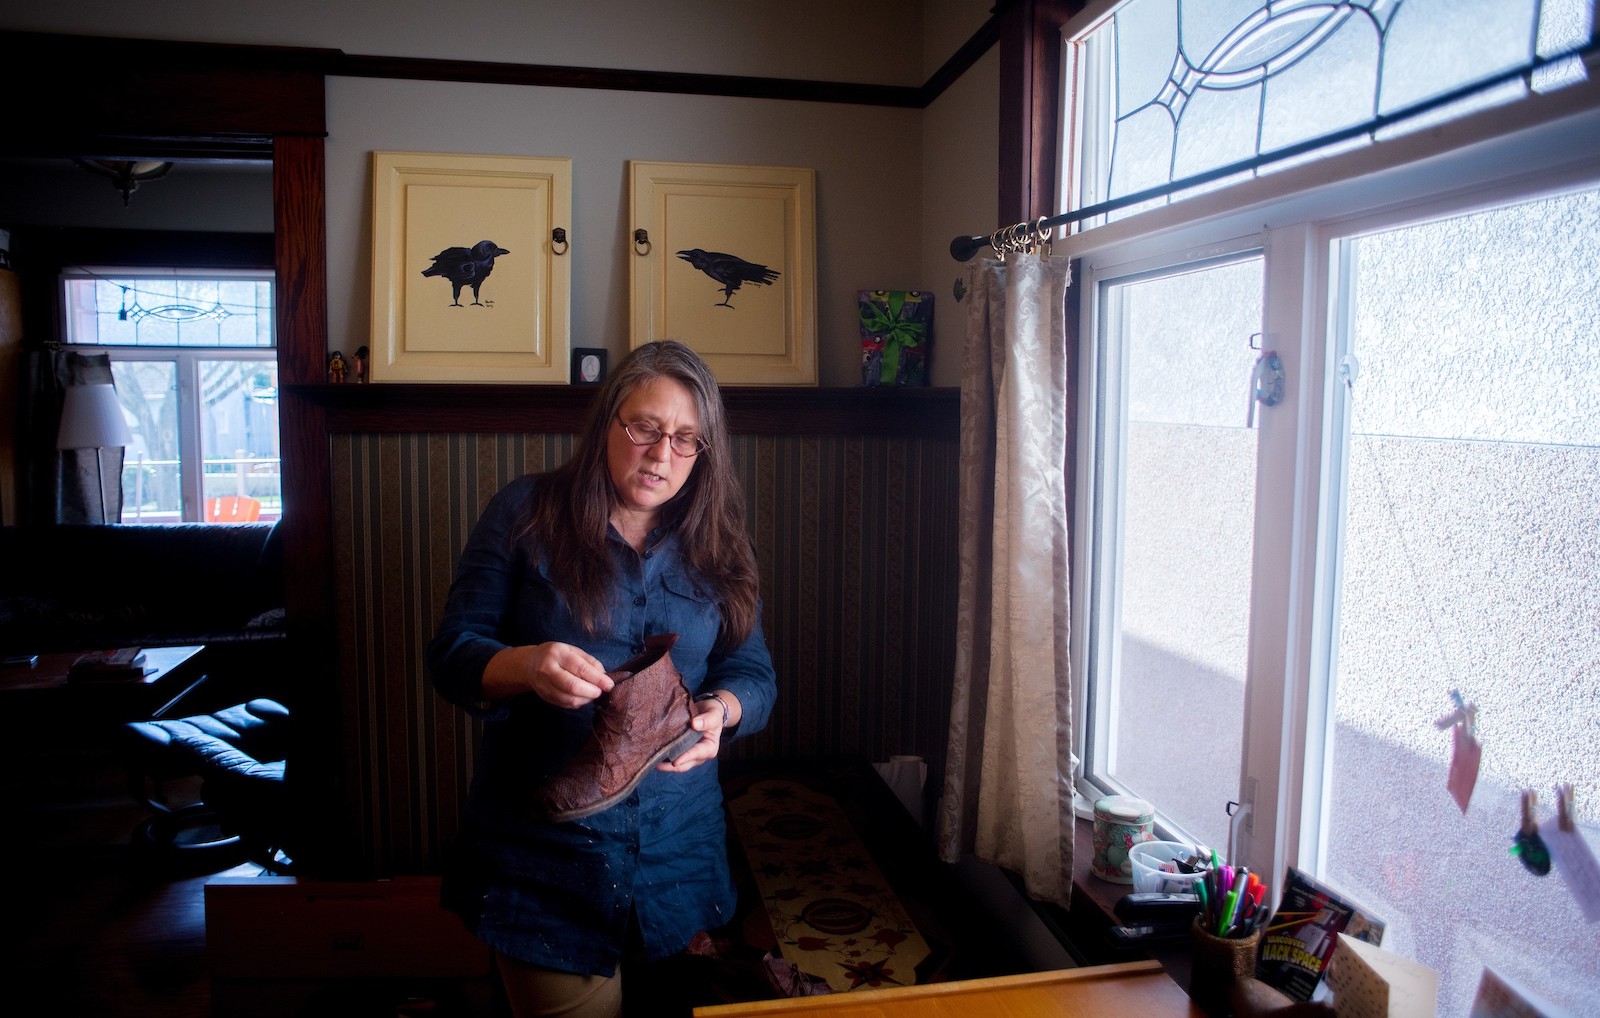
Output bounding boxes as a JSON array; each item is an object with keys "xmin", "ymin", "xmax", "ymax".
[{"xmin": 123, "ymin": 697, "xmax": 291, "ymax": 871}]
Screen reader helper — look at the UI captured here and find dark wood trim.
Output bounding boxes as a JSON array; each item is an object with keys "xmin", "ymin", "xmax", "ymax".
[
  {"xmin": 8, "ymin": 229, "xmax": 276, "ymax": 269},
  {"xmin": 289, "ymin": 384, "xmax": 960, "ymax": 442},
  {"xmin": 0, "ymin": 31, "xmax": 332, "ymax": 156},
  {"xmin": 996, "ymin": 0, "xmax": 1078, "ymax": 226},
  {"xmin": 336, "ymin": 15, "xmax": 1005, "ymax": 110},
  {"xmin": 995, "ymin": 3, "xmax": 1084, "ymax": 674},
  {"xmin": 336, "ymin": 53, "xmax": 924, "ymax": 108},
  {"xmin": 722, "ymin": 386, "xmax": 957, "ymax": 440},
  {"xmin": 269, "ymin": 131, "xmax": 354, "ymax": 875},
  {"xmin": 274, "ymin": 132, "xmax": 333, "ymax": 614},
  {"xmin": 273, "ymin": 132, "xmax": 331, "ymax": 615}
]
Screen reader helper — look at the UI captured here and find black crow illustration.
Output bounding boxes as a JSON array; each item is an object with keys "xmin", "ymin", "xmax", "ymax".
[
  {"xmin": 676, "ymin": 249, "xmax": 781, "ymax": 308},
  {"xmin": 422, "ymin": 240, "xmax": 510, "ymax": 307}
]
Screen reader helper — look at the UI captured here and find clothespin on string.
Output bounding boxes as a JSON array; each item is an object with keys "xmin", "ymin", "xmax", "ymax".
[
  {"xmin": 1435, "ymin": 689, "xmax": 1481, "ymax": 813},
  {"xmin": 1432, "ymin": 688, "xmax": 1478, "ymax": 733},
  {"xmin": 1542, "ymin": 782, "xmax": 1600, "ymax": 923},
  {"xmin": 1511, "ymin": 789, "xmax": 1552, "ymax": 876}
]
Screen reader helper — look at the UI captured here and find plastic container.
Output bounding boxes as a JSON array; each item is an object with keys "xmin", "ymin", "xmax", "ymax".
[{"xmin": 1129, "ymin": 840, "xmax": 1206, "ymax": 893}]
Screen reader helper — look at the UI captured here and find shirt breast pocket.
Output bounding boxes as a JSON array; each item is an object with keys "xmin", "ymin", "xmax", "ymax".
[{"xmin": 659, "ymin": 571, "xmax": 722, "ymax": 667}]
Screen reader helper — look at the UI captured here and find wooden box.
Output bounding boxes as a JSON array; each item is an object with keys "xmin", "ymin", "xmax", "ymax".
[{"xmin": 205, "ymin": 875, "xmax": 493, "ymax": 1016}]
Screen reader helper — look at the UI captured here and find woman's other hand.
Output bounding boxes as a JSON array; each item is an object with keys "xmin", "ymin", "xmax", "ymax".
[
  {"xmin": 658, "ymin": 691, "xmax": 739, "ymax": 773},
  {"xmin": 482, "ymin": 643, "xmax": 614, "ymax": 708}
]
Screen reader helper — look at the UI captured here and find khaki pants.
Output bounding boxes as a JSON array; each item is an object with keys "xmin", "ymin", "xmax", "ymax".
[{"xmin": 495, "ymin": 952, "xmax": 624, "ymax": 1018}]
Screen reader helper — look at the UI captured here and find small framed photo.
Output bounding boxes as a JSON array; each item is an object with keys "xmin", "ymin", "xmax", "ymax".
[{"xmin": 571, "ymin": 347, "xmax": 608, "ymax": 385}]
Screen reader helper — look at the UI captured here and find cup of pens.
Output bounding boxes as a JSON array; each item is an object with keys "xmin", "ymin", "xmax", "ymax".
[{"xmin": 1189, "ymin": 860, "xmax": 1269, "ymax": 1016}]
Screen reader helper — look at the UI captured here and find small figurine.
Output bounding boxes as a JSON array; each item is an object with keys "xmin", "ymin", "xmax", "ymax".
[
  {"xmin": 352, "ymin": 345, "xmax": 369, "ymax": 383},
  {"xmin": 328, "ymin": 350, "xmax": 347, "ymax": 383}
]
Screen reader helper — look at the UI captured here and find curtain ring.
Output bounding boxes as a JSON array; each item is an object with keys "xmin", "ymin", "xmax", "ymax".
[
  {"xmin": 990, "ymin": 228, "xmax": 1007, "ymax": 262},
  {"xmin": 1034, "ymin": 216, "xmax": 1051, "ymax": 251},
  {"xmin": 633, "ymin": 228, "xmax": 652, "ymax": 255},
  {"xmin": 551, "ymin": 227, "xmax": 569, "ymax": 256}
]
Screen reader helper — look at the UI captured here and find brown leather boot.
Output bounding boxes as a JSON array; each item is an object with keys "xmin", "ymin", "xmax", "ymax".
[{"xmin": 537, "ymin": 633, "xmax": 700, "ymax": 822}]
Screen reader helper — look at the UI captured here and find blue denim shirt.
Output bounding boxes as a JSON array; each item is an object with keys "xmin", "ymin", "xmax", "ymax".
[{"xmin": 426, "ymin": 474, "xmax": 777, "ymax": 975}]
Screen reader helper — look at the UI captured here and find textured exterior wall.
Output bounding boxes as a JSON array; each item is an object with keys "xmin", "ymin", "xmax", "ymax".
[{"xmin": 1118, "ymin": 424, "xmax": 1600, "ymax": 1013}]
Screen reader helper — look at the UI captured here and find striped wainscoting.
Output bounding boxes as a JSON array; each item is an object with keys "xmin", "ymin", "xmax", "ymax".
[{"xmin": 331, "ymin": 429, "xmax": 961, "ymax": 870}]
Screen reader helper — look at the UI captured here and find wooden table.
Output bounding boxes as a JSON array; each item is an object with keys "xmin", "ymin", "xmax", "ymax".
[
  {"xmin": 0, "ymin": 645, "xmax": 208, "ymax": 720},
  {"xmin": 692, "ymin": 960, "xmax": 1202, "ymax": 1017}
]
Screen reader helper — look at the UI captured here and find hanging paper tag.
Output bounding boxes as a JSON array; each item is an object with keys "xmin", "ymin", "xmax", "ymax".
[{"xmin": 1447, "ymin": 723, "xmax": 1481, "ymax": 813}]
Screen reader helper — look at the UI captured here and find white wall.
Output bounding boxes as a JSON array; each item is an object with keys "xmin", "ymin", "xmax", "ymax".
[
  {"xmin": 2, "ymin": 0, "xmax": 1000, "ymax": 387},
  {"xmin": 919, "ymin": 48, "xmax": 999, "ymax": 372}
]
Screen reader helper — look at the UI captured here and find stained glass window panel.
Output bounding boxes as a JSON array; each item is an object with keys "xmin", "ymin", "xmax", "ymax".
[
  {"xmin": 1072, "ymin": 0, "xmax": 1595, "ymax": 224},
  {"xmin": 1379, "ymin": 0, "xmax": 1539, "ymax": 114}
]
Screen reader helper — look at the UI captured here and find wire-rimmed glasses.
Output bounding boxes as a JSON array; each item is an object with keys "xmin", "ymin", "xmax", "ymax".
[{"xmin": 616, "ymin": 415, "xmax": 709, "ymax": 457}]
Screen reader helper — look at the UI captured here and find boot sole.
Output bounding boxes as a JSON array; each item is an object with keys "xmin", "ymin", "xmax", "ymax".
[{"xmin": 542, "ymin": 727, "xmax": 703, "ymax": 824}]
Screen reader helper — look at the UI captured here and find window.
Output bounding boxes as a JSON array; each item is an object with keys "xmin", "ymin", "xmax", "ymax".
[
  {"xmin": 1067, "ymin": 0, "xmax": 1595, "ymax": 224},
  {"xmin": 63, "ymin": 269, "xmax": 279, "ymax": 523},
  {"xmin": 1064, "ymin": 0, "xmax": 1599, "ymax": 1012}
]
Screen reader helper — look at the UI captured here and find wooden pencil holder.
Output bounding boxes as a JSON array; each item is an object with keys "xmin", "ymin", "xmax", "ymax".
[{"xmin": 1189, "ymin": 913, "xmax": 1264, "ymax": 1016}]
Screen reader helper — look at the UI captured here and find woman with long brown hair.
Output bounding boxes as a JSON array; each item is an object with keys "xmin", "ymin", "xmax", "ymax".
[{"xmin": 428, "ymin": 340, "xmax": 776, "ymax": 1017}]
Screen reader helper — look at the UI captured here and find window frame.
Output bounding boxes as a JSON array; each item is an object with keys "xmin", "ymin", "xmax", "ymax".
[
  {"xmin": 90, "ymin": 345, "xmax": 280, "ymax": 522},
  {"xmin": 1059, "ymin": 8, "xmax": 1600, "ymax": 891},
  {"xmin": 60, "ymin": 262, "xmax": 280, "ymax": 525}
]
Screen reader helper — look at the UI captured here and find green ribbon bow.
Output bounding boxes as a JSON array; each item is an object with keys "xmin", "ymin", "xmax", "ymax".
[{"xmin": 859, "ymin": 292, "xmax": 927, "ymax": 384}]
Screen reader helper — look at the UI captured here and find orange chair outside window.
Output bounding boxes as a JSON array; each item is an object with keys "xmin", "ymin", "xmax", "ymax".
[{"xmin": 205, "ymin": 495, "xmax": 261, "ymax": 523}]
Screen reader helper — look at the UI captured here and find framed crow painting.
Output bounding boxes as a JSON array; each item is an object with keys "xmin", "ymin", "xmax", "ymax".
[
  {"xmin": 629, "ymin": 161, "xmax": 817, "ymax": 385},
  {"xmin": 370, "ymin": 151, "xmax": 572, "ymax": 382}
]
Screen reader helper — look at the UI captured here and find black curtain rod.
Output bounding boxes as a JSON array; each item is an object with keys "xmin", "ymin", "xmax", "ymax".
[{"xmin": 951, "ymin": 38, "xmax": 1600, "ymax": 262}]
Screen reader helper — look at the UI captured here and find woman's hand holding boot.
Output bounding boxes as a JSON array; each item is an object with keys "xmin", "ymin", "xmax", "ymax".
[{"xmin": 483, "ymin": 643, "xmax": 615, "ymax": 708}]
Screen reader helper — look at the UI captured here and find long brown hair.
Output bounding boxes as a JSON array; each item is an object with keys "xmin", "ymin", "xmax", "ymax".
[{"xmin": 523, "ymin": 341, "xmax": 760, "ymax": 649}]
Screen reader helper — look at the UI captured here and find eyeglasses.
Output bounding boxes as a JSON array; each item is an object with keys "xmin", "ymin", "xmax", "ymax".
[{"xmin": 616, "ymin": 415, "xmax": 709, "ymax": 457}]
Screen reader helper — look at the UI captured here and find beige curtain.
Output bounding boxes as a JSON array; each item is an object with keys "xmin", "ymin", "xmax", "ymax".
[{"xmin": 937, "ymin": 251, "xmax": 1076, "ymax": 907}]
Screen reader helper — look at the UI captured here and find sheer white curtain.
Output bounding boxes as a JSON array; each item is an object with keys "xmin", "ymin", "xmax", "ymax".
[{"xmin": 937, "ymin": 251, "xmax": 1076, "ymax": 907}]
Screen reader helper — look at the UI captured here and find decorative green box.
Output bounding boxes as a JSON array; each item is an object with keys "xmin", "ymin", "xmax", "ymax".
[{"xmin": 858, "ymin": 290, "xmax": 932, "ymax": 386}]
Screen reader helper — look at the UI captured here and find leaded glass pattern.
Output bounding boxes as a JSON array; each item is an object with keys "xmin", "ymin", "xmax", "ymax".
[
  {"xmin": 1073, "ymin": 0, "xmax": 1597, "ymax": 221},
  {"xmin": 63, "ymin": 273, "xmax": 275, "ymax": 348}
]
